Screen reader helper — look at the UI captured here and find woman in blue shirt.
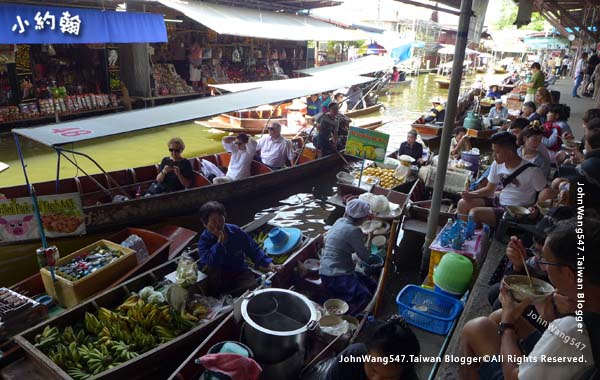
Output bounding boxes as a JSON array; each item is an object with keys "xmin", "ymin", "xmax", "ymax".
[{"xmin": 197, "ymin": 201, "xmax": 280, "ymax": 296}]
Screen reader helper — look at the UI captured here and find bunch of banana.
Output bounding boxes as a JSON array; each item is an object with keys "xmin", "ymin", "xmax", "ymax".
[
  {"xmin": 34, "ymin": 325, "xmax": 60, "ymax": 349},
  {"xmin": 85, "ymin": 345, "xmax": 116, "ymax": 375},
  {"xmin": 172, "ymin": 311, "xmax": 197, "ymax": 332},
  {"xmin": 98, "ymin": 307, "xmax": 120, "ymax": 324},
  {"xmin": 115, "ymin": 294, "xmax": 140, "ymax": 312},
  {"xmin": 111, "ymin": 340, "xmax": 139, "ymax": 361},
  {"xmin": 84, "ymin": 312, "xmax": 103, "ymax": 335},
  {"xmin": 131, "ymin": 326, "xmax": 156, "ymax": 353},
  {"xmin": 153, "ymin": 325, "xmax": 178, "ymax": 343},
  {"xmin": 96, "ymin": 326, "xmax": 113, "ymax": 347},
  {"xmin": 254, "ymin": 231, "xmax": 269, "ymax": 248},
  {"xmin": 67, "ymin": 367, "xmax": 91, "ymax": 380},
  {"xmin": 48, "ymin": 343, "xmax": 81, "ymax": 369}
]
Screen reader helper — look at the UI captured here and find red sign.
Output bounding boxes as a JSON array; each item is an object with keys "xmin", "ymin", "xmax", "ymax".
[{"xmin": 51, "ymin": 127, "xmax": 92, "ymax": 137}]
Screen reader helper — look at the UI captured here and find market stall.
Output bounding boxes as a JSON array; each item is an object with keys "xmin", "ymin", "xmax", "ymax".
[{"xmin": 0, "ymin": 3, "xmax": 167, "ymax": 127}]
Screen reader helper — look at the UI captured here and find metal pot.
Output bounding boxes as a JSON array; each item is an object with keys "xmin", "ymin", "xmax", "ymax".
[{"xmin": 241, "ymin": 288, "xmax": 317, "ymax": 364}]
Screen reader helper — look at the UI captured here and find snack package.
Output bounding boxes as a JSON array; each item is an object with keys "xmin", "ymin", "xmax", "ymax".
[{"xmin": 175, "ymin": 255, "xmax": 198, "ymax": 288}]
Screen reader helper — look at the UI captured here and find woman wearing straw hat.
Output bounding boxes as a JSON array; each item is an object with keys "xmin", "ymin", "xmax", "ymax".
[{"xmin": 319, "ymin": 199, "xmax": 377, "ymax": 315}]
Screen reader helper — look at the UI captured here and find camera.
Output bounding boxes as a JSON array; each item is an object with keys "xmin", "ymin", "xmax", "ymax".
[{"xmin": 164, "ymin": 158, "xmax": 175, "ymax": 167}]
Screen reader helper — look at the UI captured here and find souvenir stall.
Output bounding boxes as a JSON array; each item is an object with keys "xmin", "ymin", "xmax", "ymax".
[{"xmin": 0, "ymin": 3, "xmax": 167, "ymax": 127}]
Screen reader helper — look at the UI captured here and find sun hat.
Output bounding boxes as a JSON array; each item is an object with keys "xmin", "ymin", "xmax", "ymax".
[
  {"xmin": 494, "ymin": 98, "xmax": 503, "ymax": 104},
  {"xmin": 287, "ymin": 98, "xmax": 306, "ymax": 111},
  {"xmin": 263, "ymin": 227, "xmax": 303, "ymax": 256},
  {"xmin": 345, "ymin": 199, "xmax": 372, "ymax": 219}
]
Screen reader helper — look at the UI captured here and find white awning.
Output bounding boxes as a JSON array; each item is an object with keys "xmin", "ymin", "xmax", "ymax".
[
  {"xmin": 157, "ymin": 0, "xmax": 369, "ymax": 41},
  {"xmin": 14, "ymin": 75, "xmax": 373, "ymax": 147},
  {"xmin": 295, "ymin": 55, "xmax": 395, "ymax": 77},
  {"xmin": 437, "ymin": 44, "xmax": 479, "ymax": 55}
]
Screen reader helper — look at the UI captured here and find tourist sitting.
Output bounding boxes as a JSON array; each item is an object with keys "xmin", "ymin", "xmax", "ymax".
[
  {"xmin": 256, "ymin": 123, "xmax": 294, "ymax": 170},
  {"xmin": 346, "ymin": 85, "xmax": 364, "ymax": 110},
  {"xmin": 541, "ymin": 105, "xmax": 569, "ymax": 163},
  {"xmin": 488, "ymin": 99, "xmax": 509, "ymax": 127},
  {"xmin": 460, "ymin": 216, "xmax": 599, "ymax": 380},
  {"xmin": 486, "ymin": 85, "xmax": 502, "ymax": 100},
  {"xmin": 213, "ymin": 133, "xmax": 257, "ymax": 184},
  {"xmin": 503, "ymin": 71, "xmax": 520, "ymax": 85},
  {"xmin": 457, "ymin": 132, "xmax": 546, "ymax": 227},
  {"xmin": 556, "ymin": 108, "xmax": 600, "ymax": 166},
  {"xmin": 333, "ymin": 92, "xmax": 348, "ymax": 114},
  {"xmin": 319, "ymin": 199, "xmax": 376, "ymax": 315},
  {"xmin": 518, "ymin": 125, "xmax": 551, "ymax": 177},
  {"xmin": 315, "ymin": 102, "xmax": 341, "ymax": 158},
  {"xmin": 306, "ymin": 94, "xmax": 322, "ymax": 117},
  {"xmin": 521, "ymin": 101, "xmax": 540, "ymax": 122},
  {"xmin": 451, "ymin": 127, "xmax": 472, "ymax": 159},
  {"xmin": 422, "ymin": 103, "xmax": 446, "ymax": 124},
  {"xmin": 320, "ymin": 91, "xmax": 332, "ymax": 113},
  {"xmin": 146, "ymin": 137, "xmax": 194, "ymax": 195},
  {"xmin": 320, "ymin": 315, "xmax": 421, "ymax": 380},
  {"xmin": 398, "ymin": 130, "xmax": 424, "ymax": 165},
  {"xmin": 196, "ymin": 201, "xmax": 280, "ymax": 296},
  {"xmin": 391, "ymin": 66, "xmax": 401, "ymax": 82}
]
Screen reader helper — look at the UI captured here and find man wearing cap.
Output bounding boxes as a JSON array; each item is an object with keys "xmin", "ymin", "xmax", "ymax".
[
  {"xmin": 197, "ymin": 201, "xmax": 281, "ymax": 296},
  {"xmin": 525, "ymin": 63, "xmax": 545, "ymax": 103},
  {"xmin": 256, "ymin": 122, "xmax": 294, "ymax": 170},
  {"xmin": 319, "ymin": 199, "xmax": 376, "ymax": 315},
  {"xmin": 457, "ymin": 132, "xmax": 547, "ymax": 227}
]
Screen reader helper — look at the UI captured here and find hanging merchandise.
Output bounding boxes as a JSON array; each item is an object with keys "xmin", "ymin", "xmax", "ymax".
[
  {"xmin": 280, "ymin": 49, "xmax": 287, "ymax": 60},
  {"xmin": 256, "ymin": 49, "xmax": 262, "ymax": 59},
  {"xmin": 271, "ymin": 49, "xmax": 279, "ymax": 60},
  {"xmin": 202, "ymin": 48, "xmax": 212, "ymax": 59},
  {"xmin": 232, "ymin": 48, "xmax": 241, "ymax": 63}
]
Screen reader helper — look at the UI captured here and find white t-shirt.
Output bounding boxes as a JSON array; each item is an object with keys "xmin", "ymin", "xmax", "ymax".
[
  {"xmin": 223, "ymin": 139, "xmax": 257, "ymax": 180},
  {"xmin": 487, "ymin": 159, "xmax": 546, "ymax": 206},
  {"xmin": 519, "ymin": 316, "xmax": 594, "ymax": 380},
  {"xmin": 257, "ymin": 135, "xmax": 293, "ymax": 168}
]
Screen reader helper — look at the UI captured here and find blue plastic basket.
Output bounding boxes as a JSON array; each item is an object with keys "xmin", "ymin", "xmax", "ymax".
[{"xmin": 395, "ymin": 285, "xmax": 464, "ymax": 335}]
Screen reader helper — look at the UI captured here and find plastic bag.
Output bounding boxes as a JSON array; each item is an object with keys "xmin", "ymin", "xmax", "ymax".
[
  {"xmin": 201, "ymin": 159, "xmax": 225, "ymax": 178},
  {"xmin": 175, "ymin": 255, "xmax": 199, "ymax": 288},
  {"xmin": 120, "ymin": 234, "xmax": 150, "ymax": 263},
  {"xmin": 358, "ymin": 193, "xmax": 389, "ymax": 214}
]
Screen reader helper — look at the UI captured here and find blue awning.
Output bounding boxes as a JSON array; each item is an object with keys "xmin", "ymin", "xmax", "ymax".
[{"xmin": 0, "ymin": 3, "xmax": 167, "ymax": 44}]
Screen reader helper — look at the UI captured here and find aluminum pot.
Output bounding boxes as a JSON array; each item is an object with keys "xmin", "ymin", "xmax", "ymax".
[{"xmin": 241, "ymin": 288, "xmax": 317, "ymax": 364}]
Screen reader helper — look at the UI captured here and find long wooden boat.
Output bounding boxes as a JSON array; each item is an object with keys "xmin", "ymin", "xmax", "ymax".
[
  {"xmin": 170, "ymin": 184, "xmax": 416, "ymax": 380},
  {"xmin": 6, "ymin": 215, "xmax": 302, "ymax": 380},
  {"xmin": 196, "ymin": 117, "xmax": 384, "ymax": 136},
  {"xmin": 411, "ymin": 118, "xmax": 443, "ymax": 136},
  {"xmin": 0, "ymin": 145, "xmax": 347, "ymax": 287},
  {"xmin": 344, "ymin": 102, "xmax": 385, "ymax": 118},
  {"xmin": 378, "ymin": 79, "xmax": 413, "ymax": 95},
  {"xmin": 493, "ymin": 66, "xmax": 507, "ymax": 74}
]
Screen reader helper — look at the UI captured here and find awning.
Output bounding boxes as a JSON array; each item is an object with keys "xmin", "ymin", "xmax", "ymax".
[
  {"xmin": 295, "ymin": 55, "xmax": 395, "ymax": 77},
  {"xmin": 157, "ymin": 0, "xmax": 368, "ymax": 41},
  {"xmin": 0, "ymin": 3, "xmax": 166, "ymax": 44},
  {"xmin": 437, "ymin": 44, "xmax": 479, "ymax": 55},
  {"xmin": 14, "ymin": 75, "xmax": 373, "ymax": 147}
]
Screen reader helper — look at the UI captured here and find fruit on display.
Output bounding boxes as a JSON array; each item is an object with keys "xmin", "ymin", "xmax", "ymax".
[
  {"xmin": 357, "ymin": 167, "xmax": 406, "ymax": 189},
  {"xmin": 33, "ymin": 289, "xmax": 197, "ymax": 379},
  {"xmin": 55, "ymin": 247, "xmax": 126, "ymax": 282}
]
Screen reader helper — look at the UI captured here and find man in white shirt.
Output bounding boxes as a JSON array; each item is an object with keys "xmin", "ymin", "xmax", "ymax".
[
  {"xmin": 460, "ymin": 217, "xmax": 599, "ymax": 380},
  {"xmin": 256, "ymin": 123, "xmax": 294, "ymax": 170},
  {"xmin": 572, "ymin": 52, "xmax": 588, "ymax": 98},
  {"xmin": 213, "ymin": 133, "xmax": 257, "ymax": 184},
  {"xmin": 457, "ymin": 132, "xmax": 547, "ymax": 227}
]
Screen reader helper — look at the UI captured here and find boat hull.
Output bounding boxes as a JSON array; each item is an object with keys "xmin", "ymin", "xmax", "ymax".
[
  {"xmin": 435, "ymin": 79, "xmax": 451, "ymax": 89},
  {"xmin": 411, "ymin": 120, "xmax": 443, "ymax": 136},
  {"xmin": 344, "ymin": 103, "xmax": 385, "ymax": 118}
]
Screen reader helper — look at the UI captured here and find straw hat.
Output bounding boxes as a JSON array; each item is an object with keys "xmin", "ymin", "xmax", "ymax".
[{"xmin": 288, "ymin": 98, "xmax": 306, "ymax": 111}]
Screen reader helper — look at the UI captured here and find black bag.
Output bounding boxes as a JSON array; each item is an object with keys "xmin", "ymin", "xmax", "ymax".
[
  {"xmin": 501, "ymin": 163, "xmax": 536, "ymax": 188},
  {"xmin": 144, "ymin": 182, "xmax": 165, "ymax": 196}
]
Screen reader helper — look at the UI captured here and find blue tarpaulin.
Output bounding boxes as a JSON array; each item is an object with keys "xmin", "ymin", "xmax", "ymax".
[
  {"xmin": 391, "ymin": 43, "xmax": 413, "ymax": 62},
  {"xmin": 0, "ymin": 3, "xmax": 167, "ymax": 44}
]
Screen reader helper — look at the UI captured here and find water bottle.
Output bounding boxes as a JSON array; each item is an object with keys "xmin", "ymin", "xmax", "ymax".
[
  {"xmin": 466, "ymin": 216, "xmax": 476, "ymax": 240},
  {"xmin": 452, "ymin": 233, "xmax": 464, "ymax": 250}
]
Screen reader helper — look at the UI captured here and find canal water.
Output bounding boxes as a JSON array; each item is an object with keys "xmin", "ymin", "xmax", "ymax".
[{"xmin": 0, "ymin": 72, "xmax": 504, "ymax": 187}]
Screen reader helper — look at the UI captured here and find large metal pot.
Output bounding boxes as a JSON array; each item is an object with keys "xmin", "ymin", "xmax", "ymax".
[{"xmin": 241, "ymin": 288, "xmax": 317, "ymax": 364}]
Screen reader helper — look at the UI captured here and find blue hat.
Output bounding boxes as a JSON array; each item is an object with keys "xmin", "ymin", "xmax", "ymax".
[{"xmin": 263, "ymin": 227, "xmax": 302, "ymax": 256}]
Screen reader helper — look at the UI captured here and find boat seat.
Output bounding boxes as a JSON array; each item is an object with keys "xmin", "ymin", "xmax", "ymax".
[
  {"xmin": 191, "ymin": 172, "xmax": 211, "ymax": 188},
  {"xmin": 216, "ymin": 153, "xmax": 231, "ymax": 169},
  {"xmin": 131, "ymin": 165, "xmax": 159, "ymax": 184},
  {"xmin": 198, "ymin": 154, "xmax": 219, "ymax": 168},
  {"xmin": 31, "ymin": 178, "xmax": 79, "ymax": 196},
  {"xmin": 250, "ymin": 161, "xmax": 272, "ymax": 176},
  {"xmin": 0, "ymin": 184, "xmax": 30, "ymax": 199},
  {"xmin": 408, "ymin": 179, "xmax": 425, "ymax": 202},
  {"xmin": 77, "ymin": 174, "xmax": 113, "ymax": 206},
  {"xmin": 387, "ymin": 190, "xmax": 409, "ymax": 210},
  {"xmin": 187, "ymin": 158, "xmax": 200, "ymax": 172}
]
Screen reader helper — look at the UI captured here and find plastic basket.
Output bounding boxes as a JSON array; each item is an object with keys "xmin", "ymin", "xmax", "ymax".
[{"xmin": 395, "ymin": 285, "xmax": 463, "ymax": 335}]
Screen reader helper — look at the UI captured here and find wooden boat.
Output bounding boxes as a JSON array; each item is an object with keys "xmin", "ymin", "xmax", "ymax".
[
  {"xmin": 411, "ymin": 118, "xmax": 443, "ymax": 136},
  {"xmin": 475, "ymin": 66, "xmax": 487, "ymax": 73},
  {"xmin": 378, "ymin": 79, "xmax": 413, "ymax": 95},
  {"xmin": 196, "ymin": 117, "xmax": 384, "ymax": 136},
  {"xmin": 6, "ymin": 215, "xmax": 304, "ymax": 380},
  {"xmin": 0, "ymin": 144, "xmax": 350, "ymax": 287},
  {"xmin": 493, "ymin": 66, "xmax": 507, "ymax": 74},
  {"xmin": 344, "ymin": 102, "xmax": 385, "ymax": 118},
  {"xmin": 434, "ymin": 77, "xmax": 451, "ymax": 89}
]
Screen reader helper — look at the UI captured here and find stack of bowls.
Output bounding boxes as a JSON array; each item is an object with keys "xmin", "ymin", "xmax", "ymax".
[{"xmin": 433, "ymin": 252, "xmax": 474, "ymax": 298}]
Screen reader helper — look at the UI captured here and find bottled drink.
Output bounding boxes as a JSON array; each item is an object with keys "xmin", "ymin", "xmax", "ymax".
[{"xmin": 466, "ymin": 216, "xmax": 476, "ymax": 240}]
